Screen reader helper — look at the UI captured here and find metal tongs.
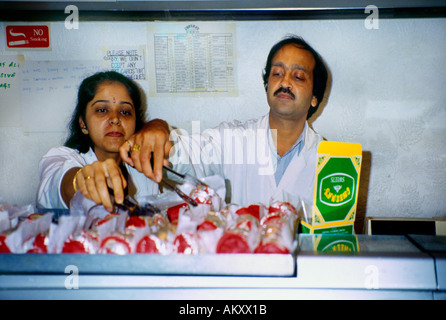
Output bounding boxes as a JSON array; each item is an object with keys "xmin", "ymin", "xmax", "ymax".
[
  {"xmin": 114, "ymin": 197, "xmax": 161, "ymax": 217},
  {"xmin": 163, "ymin": 165, "xmax": 208, "ymax": 188},
  {"xmin": 161, "ymin": 179, "xmax": 198, "ymax": 207},
  {"xmin": 108, "ymin": 188, "xmax": 160, "ymax": 217},
  {"xmin": 161, "ymin": 165, "xmax": 204, "ymax": 207}
]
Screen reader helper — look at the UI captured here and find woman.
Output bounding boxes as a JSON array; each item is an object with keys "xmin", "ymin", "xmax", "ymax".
[{"xmin": 37, "ymin": 71, "xmax": 159, "ymax": 211}]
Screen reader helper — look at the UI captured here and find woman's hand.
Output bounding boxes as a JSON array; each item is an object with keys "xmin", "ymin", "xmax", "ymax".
[
  {"xmin": 120, "ymin": 119, "xmax": 172, "ymax": 183},
  {"xmin": 72, "ymin": 159, "xmax": 127, "ymax": 212}
]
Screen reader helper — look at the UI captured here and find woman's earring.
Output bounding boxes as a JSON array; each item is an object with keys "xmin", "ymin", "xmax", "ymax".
[
  {"xmin": 311, "ymin": 96, "xmax": 318, "ymax": 107},
  {"xmin": 81, "ymin": 127, "xmax": 88, "ymax": 134}
]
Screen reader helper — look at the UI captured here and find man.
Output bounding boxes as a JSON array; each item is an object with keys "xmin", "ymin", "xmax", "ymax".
[{"xmin": 120, "ymin": 35, "xmax": 328, "ymax": 206}]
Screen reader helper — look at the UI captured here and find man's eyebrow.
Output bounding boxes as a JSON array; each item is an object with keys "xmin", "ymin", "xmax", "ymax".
[{"xmin": 272, "ymin": 62, "xmax": 309, "ymax": 73}]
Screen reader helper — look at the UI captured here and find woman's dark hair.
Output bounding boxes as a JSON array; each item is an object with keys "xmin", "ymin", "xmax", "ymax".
[
  {"xmin": 262, "ymin": 35, "xmax": 328, "ymax": 119},
  {"xmin": 65, "ymin": 71, "xmax": 145, "ymax": 153}
]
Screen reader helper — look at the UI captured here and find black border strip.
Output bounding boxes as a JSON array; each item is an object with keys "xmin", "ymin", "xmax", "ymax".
[{"xmin": 0, "ymin": 7, "xmax": 445, "ymax": 22}]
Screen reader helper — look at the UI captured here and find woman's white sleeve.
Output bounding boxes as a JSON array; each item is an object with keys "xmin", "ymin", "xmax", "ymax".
[{"xmin": 36, "ymin": 147, "xmax": 86, "ymax": 209}]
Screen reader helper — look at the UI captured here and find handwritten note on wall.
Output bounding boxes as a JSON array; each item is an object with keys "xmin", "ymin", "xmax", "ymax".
[
  {"xmin": 0, "ymin": 55, "xmax": 23, "ymax": 126},
  {"xmin": 20, "ymin": 60, "xmax": 103, "ymax": 132}
]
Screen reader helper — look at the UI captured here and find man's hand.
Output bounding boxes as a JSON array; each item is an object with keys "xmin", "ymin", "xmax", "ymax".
[{"xmin": 120, "ymin": 119, "xmax": 172, "ymax": 183}]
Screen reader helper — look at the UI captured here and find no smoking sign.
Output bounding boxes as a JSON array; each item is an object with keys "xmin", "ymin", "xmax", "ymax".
[{"xmin": 6, "ymin": 25, "xmax": 50, "ymax": 49}]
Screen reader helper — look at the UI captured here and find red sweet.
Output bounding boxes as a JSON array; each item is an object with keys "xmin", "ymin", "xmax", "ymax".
[
  {"xmin": 190, "ymin": 185, "xmax": 213, "ymax": 205},
  {"xmin": 255, "ymin": 214, "xmax": 293, "ymax": 255},
  {"xmin": 0, "ymin": 235, "xmax": 11, "ymax": 253},
  {"xmin": 27, "ymin": 233, "xmax": 48, "ymax": 254},
  {"xmin": 267, "ymin": 206, "xmax": 282, "ymax": 214},
  {"xmin": 254, "ymin": 242, "xmax": 290, "ymax": 254},
  {"xmin": 62, "ymin": 231, "xmax": 98, "ymax": 254},
  {"xmin": 261, "ymin": 213, "xmax": 283, "ymax": 225},
  {"xmin": 99, "ymin": 234, "xmax": 131, "ymax": 255},
  {"xmin": 135, "ymin": 235, "xmax": 159, "ymax": 254},
  {"xmin": 268, "ymin": 201, "xmax": 297, "ymax": 216},
  {"xmin": 62, "ymin": 239, "xmax": 88, "ymax": 254},
  {"xmin": 235, "ymin": 218, "xmax": 255, "ymax": 231},
  {"xmin": 126, "ymin": 216, "xmax": 146, "ymax": 229},
  {"xmin": 236, "ymin": 205, "xmax": 261, "ymax": 221},
  {"xmin": 95, "ymin": 213, "xmax": 120, "ymax": 226},
  {"xmin": 216, "ymin": 232, "xmax": 251, "ymax": 254},
  {"xmin": 166, "ymin": 202, "xmax": 188, "ymax": 224},
  {"xmin": 197, "ymin": 220, "xmax": 218, "ymax": 231},
  {"xmin": 174, "ymin": 233, "xmax": 196, "ymax": 254}
]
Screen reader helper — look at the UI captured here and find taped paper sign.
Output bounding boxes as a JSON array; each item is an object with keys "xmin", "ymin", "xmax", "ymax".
[{"xmin": 102, "ymin": 46, "xmax": 146, "ymax": 81}]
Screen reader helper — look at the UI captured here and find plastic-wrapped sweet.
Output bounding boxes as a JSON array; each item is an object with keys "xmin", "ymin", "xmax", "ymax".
[
  {"xmin": 216, "ymin": 214, "xmax": 260, "ymax": 254},
  {"xmin": 234, "ymin": 204, "xmax": 267, "ymax": 221},
  {"xmin": 197, "ymin": 211, "xmax": 226, "ymax": 231},
  {"xmin": 98, "ymin": 232, "xmax": 132, "ymax": 255},
  {"xmin": 190, "ymin": 184, "xmax": 222, "ymax": 212},
  {"xmin": 135, "ymin": 234, "xmax": 159, "ymax": 253},
  {"xmin": 174, "ymin": 233, "xmax": 200, "ymax": 254},
  {"xmin": 62, "ymin": 230, "xmax": 99, "ymax": 254},
  {"xmin": 125, "ymin": 216, "xmax": 148, "ymax": 230},
  {"xmin": 174, "ymin": 210, "xmax": 226, "ymax": 254},
  {"xmin": 263, "ymin": 201, "xmax": 298, "ymax": 231},
  {"xmin": 26, "ymin": 233, "xmax": 48, "ymax": 254},
  {"xmin": 1, "ymin": 211, "xmax": 53, "ymax": 253},
  {"xmin": 0, "ymin": 234, "xmax": 11, "ymax": 253},
  {"xmin": 268, "ymin": 201, "xmax": 297, "ymax": 217},
  {"xmin": 166, "ymin": 202, "xmax": 188, "ymax": 224},
  {"xmin": 135, "ymin": 228, "xmax": 172, "ymax": 254},
  {"xmin": 93, "ymin": 213, "xmax": 120, "ymax": 228},
  {"xmin": 90, "ymin": 212, "xmax": 128, "ymax": 242},
  {"xmin": 147, "ymin": 213, "xmax": 171, "ymax": 233},
  {"xmin": 254, "ymin": 216, "xmax": 294, "ymax": 254}
]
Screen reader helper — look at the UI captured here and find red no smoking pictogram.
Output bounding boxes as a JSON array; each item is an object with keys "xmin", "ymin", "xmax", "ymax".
[{"xmin": 6, "ymin": 25, "xmax": 50, "ymax": 48}]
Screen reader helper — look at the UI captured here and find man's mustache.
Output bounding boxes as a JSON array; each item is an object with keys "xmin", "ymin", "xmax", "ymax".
[{"xmin": 274, "ymin": 87, "xmax": 295, "ymax": 99}]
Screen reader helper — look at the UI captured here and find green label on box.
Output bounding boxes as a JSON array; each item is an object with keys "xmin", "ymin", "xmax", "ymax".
[
  {"xmin": 316, "ymin": 157, "xmax": 358, "ymax": 222},
  {"xmin": 311, "ymin": 141, "xmax": 362, "ymax": 233}
]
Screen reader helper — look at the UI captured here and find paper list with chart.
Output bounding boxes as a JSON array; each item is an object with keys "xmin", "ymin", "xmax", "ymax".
[{"xmin": 148, "ymin": 23, "xmax": 237, "ymax": 96}]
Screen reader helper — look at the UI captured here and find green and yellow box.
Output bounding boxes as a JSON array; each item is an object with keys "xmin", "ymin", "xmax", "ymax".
[{"xmin": 301, "ymin": 141, "xmax": 362, "ymax": 234}]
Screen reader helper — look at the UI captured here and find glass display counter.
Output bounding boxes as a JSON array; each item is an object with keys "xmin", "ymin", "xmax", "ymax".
[{"xmin": 0, "ymin": 234, "xmax": 444, "ymax": 300}]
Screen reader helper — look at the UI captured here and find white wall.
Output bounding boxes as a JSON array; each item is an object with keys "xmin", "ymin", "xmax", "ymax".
[{"xmin": 1, "ymin": 18, "xmax": 445, "ymax": 224}]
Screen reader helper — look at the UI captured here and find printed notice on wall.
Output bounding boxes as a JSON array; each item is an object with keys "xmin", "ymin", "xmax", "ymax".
[
  {"xmin": 0, "ymin": 55, "xmax": 23, "ymax": 126},
  {"xmin": 102, "ymin": 46, "xmax": 146, "ymax": 81},
  {"xmin": 148, "ymin": 22, "xmax": 237, "ymax": 96}
]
